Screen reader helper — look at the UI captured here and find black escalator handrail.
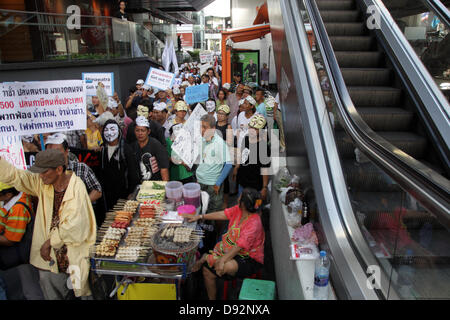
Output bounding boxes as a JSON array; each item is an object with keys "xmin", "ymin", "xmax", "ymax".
[
  {"xmin": 426, "ymin": 0, "xmax": 450, "ymax": 27},
  {"xmin": 305, "ymin": 1, "xmax": 450, "ymax": 226}
]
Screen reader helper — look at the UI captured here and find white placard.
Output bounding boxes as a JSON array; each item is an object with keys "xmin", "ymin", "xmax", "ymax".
[
  {"xmin": 144, "ymin": 67, "xmax": 175, "ymax": 91},
  {"xmin": 0, "ymin": 80, "xmax": 87, "ymax": 137},
  {"xmin": 0, "ymin": 135, "xmax": 27, "ymax": 170},
  {"xmin": 82, "ymin": 72, "xmax": 114, "ymax": 97},
  {"xmin": 200, "ymin": 51, "xmax": 213, "ymax": 64},
  {"xmin": 172, "ymin": 104, "xmax": 207, "ymax": 168}
]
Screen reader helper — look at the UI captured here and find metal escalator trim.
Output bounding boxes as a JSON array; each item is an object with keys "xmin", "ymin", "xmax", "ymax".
[
  {"xmin": 304, "ymin": 0, "xmax": 396, "ymax": 300},
  {"xmin": 308, "ymin": 0, "xmax": 450, "ymax": 228},
  {"xmin": 282, "ymin": 0, "xmax": 380, "ymax": 300}
]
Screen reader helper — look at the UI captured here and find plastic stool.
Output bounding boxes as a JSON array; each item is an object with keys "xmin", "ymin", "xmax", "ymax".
[
  {"xmin": 222, "ymin": 270, "xmax": 262, "ymax": 300},
  {"xmin": 238, "ymin": 279, "xmax": 276, "ymax": 300}
]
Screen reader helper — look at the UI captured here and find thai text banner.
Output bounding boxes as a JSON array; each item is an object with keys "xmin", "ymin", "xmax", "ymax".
[{"xmin": 0, "ymin": 80, "xmax": 87, "ymax": 137}]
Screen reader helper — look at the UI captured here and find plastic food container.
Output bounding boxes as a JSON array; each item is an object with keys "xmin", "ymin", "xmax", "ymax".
[
  {"xmin": 177, "ymin": 205, "xmax": 196, "ymax": 216},
  {"xmin": 165, "ymin": 181, "xmax": 183, "ymax": 203},
  {"xmin": 182, "ymin": 183, "xmax": 201, "ymax": 208}
]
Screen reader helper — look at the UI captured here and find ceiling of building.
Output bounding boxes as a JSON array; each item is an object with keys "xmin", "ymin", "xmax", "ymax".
[{"xmin": 128, "ymin": 0, "xmax": 215, "ymax": 13}]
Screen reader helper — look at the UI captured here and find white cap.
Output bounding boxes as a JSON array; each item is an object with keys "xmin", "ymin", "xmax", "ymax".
[
  {"xmin": 153, "ymin": 102, "xmax": 167, "ymax": 112},
  {"xmin": 206, "ymin": 100, "xmax": 216, "ymax": 112},
  {"xmin": 136, "ymin": 79, "xmax": 144, "ymax": 85},
  {"xmin": 94, "ymin": 111, "xmax": 115, "ymax": 126},
  {"xmin": 173, "ymin": 87, "xmax": 181, "ymax": 95},
  {"xmin": 142, "ymin": 84, "xmax": 151, "ymax": 91},
  {"xmin": 45, "ymin": 133, "xmax": 67, "ymax": 146},
  {"xmin": 239, "ymin": 98, "xmax": 246, "ymax": 106},
  {"xmin": 222, "ymin": 83, "xmax": 231, "ymax": 90},
  {"xmin": 245, "ymin": 96, "xmax": 257, "ymax": 106},
  {"xmin": 181, "ymin": 81, "xmax": 190, "ymax": 87},
  {"xmin": 135, "ymin": 116, "xmax": 150, "ymax": 128},
  {"xmin": 108, "ymin": 97, "xmax": 118, "ymax": 109},
  {"xmin": 22, "ymin": 135, "xmax": 34, "ymax": 143}
]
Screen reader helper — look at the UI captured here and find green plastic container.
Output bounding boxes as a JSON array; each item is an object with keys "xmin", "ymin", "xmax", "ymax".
[{"xmin": 238, "ymin": 279, "xmax": 276, "ymax": 300}]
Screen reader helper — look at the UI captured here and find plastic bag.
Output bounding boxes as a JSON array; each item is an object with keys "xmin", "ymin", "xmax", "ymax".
[
  {"xmin": 292, "ymin": 222, "xmax": 319, "ymax": 245},
  {"xmin": 279, "ymin": 187, "xmax": 293, "ymax": 204},
  {"xmin": 274, "ymin": 167, "xmax": 292, "ymax": 192},
  {"xmin": 288, "ymin": 174, "xmax": 301, "ymax": 189},
  {"xmin": 287, "ymin": 198, "xmax": 303, "ymax": 214},
  {"xmin": 290, "ymin": 243, "xmax": 319, "ymax": 260},
  {"xmin": 287, "ymin": 212, "xmax": 302, "ymax": 229}
]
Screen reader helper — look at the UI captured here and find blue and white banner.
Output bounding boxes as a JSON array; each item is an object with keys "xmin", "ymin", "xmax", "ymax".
[
  {"xmin": 82, "ymin": 72, "xmax": 114, "ymax": 96},
  {"xmin": 184, "ymin": 83, "xmax": 209, "ymax": 105},
  {"xmin": 145, "ymin": 67, "xmax": 175, "ymax": 91}
]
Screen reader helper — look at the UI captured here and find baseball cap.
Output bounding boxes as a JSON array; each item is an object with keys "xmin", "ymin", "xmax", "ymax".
[
  {"xmin": 29, "ymin": 149, "xmax": 66, "ymax": 174},
  {"xmin": 222, "ymin": 83, "xmax": 231, "ymax": 90},
  {"xmin": 153, "ymin": 102, "xmax": 167, "ymax": 112},
  {"xmin": 136, "ymin": 79, "xmax": 144, "ymax": 85},
  {"xmin": 175, "ymin": 101, "xmax": 188, "ymax": 112},
  {"xmin": 245, "ymin": 96, "xmax": 257, "ymax": 106},
  {"xmin": 142, "ymin": 84, "xmax": 151, "ymax": 90},
  {"xmin": 217, "ymin": 105, "xmax": 230, "ymax": 114},
  {"xmin": 45, "ymin": 133, "xmax": 67, "ymax": 146},
  {"xmin": 135, "ymin": 116, "xmax": 150, "ymax": 128},
  {"xmin": 0, "ymin": 182, "xmax": 12, "ymax": 193}
]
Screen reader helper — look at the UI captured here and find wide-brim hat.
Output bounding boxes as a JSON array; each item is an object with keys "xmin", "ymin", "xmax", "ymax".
[{"xmin": 29, "ymin": 149, "xmax": 66, "ymax": 174}]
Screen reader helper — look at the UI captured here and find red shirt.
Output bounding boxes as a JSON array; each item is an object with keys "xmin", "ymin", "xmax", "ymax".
[{"xmin": 224, "ymin": 205, "xmax": 265, "ymax": 264}]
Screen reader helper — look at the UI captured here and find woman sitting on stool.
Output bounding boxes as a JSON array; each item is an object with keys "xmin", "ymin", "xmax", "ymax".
[{"xmin": 183, "ymin": 188, "xmax": 265, "ymax": 300}]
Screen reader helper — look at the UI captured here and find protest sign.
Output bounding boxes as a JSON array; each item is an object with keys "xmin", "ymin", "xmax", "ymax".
[
  {"xmin": 172, "ymin": 104, "xmax": 207, "ymax": 168},
  {"xmin": 145, "ymin": 67, "xmax": 175, "ymax": 91},
  {"xmin": 0, "ymin": 136, "xmax": 27, "ymax": 170},
  {"xmin": 82, "ymin": 72, "xmax": 114, "ymax": 96},
  {"xmin": 184, "ymin": 83, "xmax": 209, "ymax": 105},
  {"xmin": 0, "ymin": 80, "xmax": 87, "ymax": 137},
  {"xmin": 173, "ymin": 78, "xmax": 182, "ymax": 87},
  {"xmin": 200, "ymin": 52, "xmax": 213, "ymax": 64}
]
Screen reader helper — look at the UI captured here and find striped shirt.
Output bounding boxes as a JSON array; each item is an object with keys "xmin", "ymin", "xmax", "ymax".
[{"xmin": 0, "ymin": 193, "xmax": 33, "ymax": 242}]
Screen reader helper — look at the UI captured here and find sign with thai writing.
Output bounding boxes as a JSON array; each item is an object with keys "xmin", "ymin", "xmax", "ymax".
[
  {"xmin": 184, "ymin": 83, "xmax": 209, "ymax": 105},
  {"xmin": 0, "ymin": 80, "xmax": 87, "ymax": 137},
  {"xmin": 82, "ymin": 72, "xmax": 114, "ymax": 96},
  {"xmin": 0, "ymin": 136, "xmax": 27, "ymax": 170},
  {"xmin": 200, "ymin": 51, "xmax": 213, "ymax": 64},
  {"xmin": 145, "ymin": 67, "xmax": 175, "ymax": 91},
  {"xmin": 171, "ymin": 104, "xmax": 207, "ymax": 168}
]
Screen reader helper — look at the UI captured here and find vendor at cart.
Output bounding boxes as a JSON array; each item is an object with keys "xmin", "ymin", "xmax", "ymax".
[{"xmin": 183, "ymin": 188, "xmax": 265, "ymax": 300}]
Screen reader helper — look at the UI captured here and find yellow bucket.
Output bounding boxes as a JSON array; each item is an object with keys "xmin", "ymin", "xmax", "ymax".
[{"xmin": 116, "ymin": 283, "xmax": 176, "ymax": 300}]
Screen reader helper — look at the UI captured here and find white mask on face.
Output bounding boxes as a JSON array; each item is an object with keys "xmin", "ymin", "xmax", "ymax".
[{"xmin": 104, "ymin": 123, "xmax": 120, "ymax": 143}]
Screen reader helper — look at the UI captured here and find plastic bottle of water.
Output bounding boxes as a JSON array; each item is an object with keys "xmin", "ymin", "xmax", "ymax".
[
  {"xmin": 314, "ymin": 251, "xmax": 330, "ymax": 300},
  {"xmin": 397, "ymin": 249, "xmax": 415, "ymax": 299}
]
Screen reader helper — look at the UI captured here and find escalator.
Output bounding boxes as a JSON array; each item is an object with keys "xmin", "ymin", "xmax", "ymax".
[{"xmin": 268, "ymin": 0, "xmax": 449, "ymax": 299}]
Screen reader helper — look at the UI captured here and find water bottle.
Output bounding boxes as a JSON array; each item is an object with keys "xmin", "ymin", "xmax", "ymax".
[
  {"xmin": 397, "ymin": 249, "xmax": 415, "ymax": 299},
  {"xmin": 314, "ymin": 251, "xmax": 330, "ymax": 300}
]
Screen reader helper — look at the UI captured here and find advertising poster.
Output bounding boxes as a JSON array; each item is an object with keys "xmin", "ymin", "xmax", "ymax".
[{"xmin": 232, "ymin": 50, "xmax": 260, "ymax": 85}]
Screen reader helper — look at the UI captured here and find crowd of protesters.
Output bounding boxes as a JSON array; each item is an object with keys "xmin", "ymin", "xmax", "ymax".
[{"xmin": 0, "ymin": 56, "xmax": 286, "ymax": 300}]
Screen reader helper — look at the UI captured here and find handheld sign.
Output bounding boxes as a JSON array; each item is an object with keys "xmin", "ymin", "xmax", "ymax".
[
  {"xmin": 145, "ymin": 67, "xmax": 175, "ymax": 91},
  {"xmin": 82, "ymin": 72, "xmax": 114, "ymax": 96},
  {"xmin": 0, "ymin": 136, "xmax": 27, "ymax": 170},
  {"xmin": 0, "ymin": 80, "xmax": 87, "ymax": 137},
  {"xmin": 184, "ymin": 83, "xmax": 209, "ymax": 105},
  {"xmin": 200, "ymin": 52, "xmax": 213, "ymax": 64}
]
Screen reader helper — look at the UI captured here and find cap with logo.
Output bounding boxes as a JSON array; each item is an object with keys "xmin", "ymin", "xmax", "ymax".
[
  {"xmin": 245, "ymin": 96, "xmax": 257, "ymax": 106},
  {"xmin": 175, "ymin": 101, "xmax": 189, "ymax": 112},
  {"xmin": 29, "ymin": 149, "xmax": 66, "ymax": 174},
  {"xmin": 217, "ymin": 105, "xmax": 230, "ymax": 114},
  {"xmin": 135, "ymin": 116, "xmax": 150, "ymax": 128},
  {"xmin": 153, "ymin": 102, "xmax": 167, "ymax": 112}
]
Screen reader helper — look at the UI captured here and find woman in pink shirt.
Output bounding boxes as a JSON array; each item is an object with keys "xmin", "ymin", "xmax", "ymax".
[{"xmin": 183, "ymin": 188, "xmax": 265, "ymax": 300}]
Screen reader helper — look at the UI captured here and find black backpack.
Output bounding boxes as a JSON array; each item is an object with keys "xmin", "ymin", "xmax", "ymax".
[{"xmin": 0, "ymin": 202, "xmax": 35, "ymax": 270}]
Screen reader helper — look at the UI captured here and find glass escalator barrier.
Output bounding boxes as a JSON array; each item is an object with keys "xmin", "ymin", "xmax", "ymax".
[
  {"xmin": 380, "ymin": 0, "xmax": 450, "ymax": 102},
  {"xmin": 0, "ymin": 8, "xmax": 165, "ymax": 64},
  {"xmin": 301, "ymin": 0, "xmax": 450, "ymax": 299}
]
